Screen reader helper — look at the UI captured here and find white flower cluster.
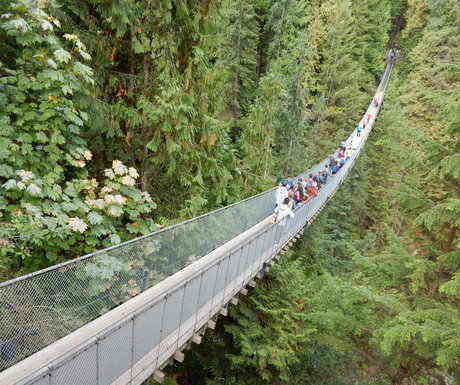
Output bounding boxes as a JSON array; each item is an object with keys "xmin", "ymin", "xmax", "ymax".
[
  {"xmin": 104, "ymin": 169, "xmax": 115, "ymax": 179},
  {"xmin": 63, "ymin": 33, "xmax": 78, "ymax": 41},
  {"xmin": 72, "ymin": 149, "xmax": 92, "ymax": 168},
  {"xmin": 103, "ymin": 161, "xmax": 139, "ymax": 187},
  {"xmin": 121, "ymin": 175, "xmax": 135, "ymax": 186},
  {"xmin": 104, "ymin": 194, "xmax": 127, "ymax": 205},
  {"xmin": 7, "ymin": 18, "xmax": 29, "ymax": 33},
  {"xmin": 50, "ymin": 17, "xmax": 61, "ymax": 28},
  {"xmin": 40, "ymin": 20, "xmax": 53, "ymax": 31},
  {"xmin": 17, "ymin": 170, "xmax": 34, "ymax": 181},
  {"xmin": 141, "ymin": 191, "xmax": 153, "ymax": 203},
  {"xmin": 68, "ymin": 217, "xmax": 88, "ymax": 233},
  {"xmin": 128, "ymin": 167, "xmax": 139, "ymax": 179},
  {"xmin": 81, "ymin": 178, "xmax": 98, "ymax": 191},
  {"xmin": 85, "ymin": 199, "xmax": 105, "ymax": 209},
  {"xmin": 1, "ymin": 170, "xmax": 42, "ymax": 196},
  {"xmin": 54, "ymin": 48, "xmax": 71, "ymax": 64},
  {"xmin": 46, "ymin": 58, "xmax": 57, "ymax": 69},
  {"xmin": 83, "ymin": 151, "xmax": 93, "ymax": 160},
  {"xmin": 107, "ymin": 206, "xmax": 122, "ymax": 217},
  {"xmin": 101, "ymin": 186, "xmax": 113, "ymax": 195},
  {"xmin": 112, "ymin": 160, "xmax": 128, "ymax": 175},
  {"xmin": 63, "ymin": 33, "xmax": 91, "ymax": 61},
  {"xmin": 27, "ymin": 184, "xmax": 42, "ymax": 195}
]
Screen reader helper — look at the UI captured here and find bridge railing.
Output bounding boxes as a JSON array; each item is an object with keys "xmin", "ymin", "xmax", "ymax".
[
  {"xmin": 0, "ymin": 176, "xmax": 276, "ymax": 372},
  {"xmin": 0, "ymin": 61, "xmax": 393, "ymax": 385}
]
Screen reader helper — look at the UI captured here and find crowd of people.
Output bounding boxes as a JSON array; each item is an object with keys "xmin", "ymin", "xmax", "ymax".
[
  {"xmin": 273, "ymin": 144, "xmax": 351, "ymax": 224},
  {"xmin": 273, "ymin": 96, "xmax": 381, "ymax": 225}
]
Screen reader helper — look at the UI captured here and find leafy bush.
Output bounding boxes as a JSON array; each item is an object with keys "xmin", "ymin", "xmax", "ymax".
[{"xmin": 0, "ymin": 1, "xmax": 156, "ymax": 273}]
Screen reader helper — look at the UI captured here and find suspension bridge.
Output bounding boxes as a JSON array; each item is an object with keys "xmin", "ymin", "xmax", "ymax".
[{"xmin": 0, "ymin": 58, "xmax": 394, "ymax": 385}]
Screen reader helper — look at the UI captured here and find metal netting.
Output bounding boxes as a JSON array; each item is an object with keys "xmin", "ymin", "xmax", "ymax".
[
  {"xmin": 0, "ymin": 187, "xmax": 276, "ymax": 370},
  {"xmin": 0, "ymin": 61, "xmax": 393, "ymax": 373}
]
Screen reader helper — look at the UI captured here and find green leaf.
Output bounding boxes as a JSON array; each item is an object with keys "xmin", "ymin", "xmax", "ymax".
[
  {"xmin": 53, "ymin": 49, "xmax": 71, "ymax": 63},
  {"xmin": 88, "ymin": 211, "xmax": 103, "ymax": 225}
]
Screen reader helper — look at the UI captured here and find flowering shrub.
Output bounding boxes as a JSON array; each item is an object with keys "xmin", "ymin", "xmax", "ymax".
[
  {"xmin": 0, "ymin": 2, "xmax": 156, "ymax": 273},
  {"xmin": 1, "ymin": 158, "xmax": 157, "ymax": 270}
]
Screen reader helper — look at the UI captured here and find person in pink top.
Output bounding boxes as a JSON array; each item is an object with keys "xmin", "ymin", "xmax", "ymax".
[{"xmin": 305, "ymin": 174, "xmax": 319, "ymax": 197}]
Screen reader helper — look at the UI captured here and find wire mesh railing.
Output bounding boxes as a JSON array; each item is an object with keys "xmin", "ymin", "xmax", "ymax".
[
  {"xmin": 0, "ymin": 59, "xmax": 393, "ymax": 378},
  {"xmin": 0, "ymin": 187, "xmax": 276, "ymax": 371}
]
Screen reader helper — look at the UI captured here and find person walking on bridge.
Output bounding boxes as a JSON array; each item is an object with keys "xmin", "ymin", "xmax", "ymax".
[
  {"xmin": 387, "ymin": 48, "xmax": 397, "ymax": 62},
  {"xmin": 345, "ymin": 145, "xmax": 354, "ymax": 161},
  {"xmin": 275, "ymin": 197, "xmax": 295, "ymax": 226},
  {"xmin": 366, "ymin": 113, "xmax": 373, "ymax": 125},
  {"xmin": 275, "ymin": 179, "xmax": 289, "ymax": 211}
]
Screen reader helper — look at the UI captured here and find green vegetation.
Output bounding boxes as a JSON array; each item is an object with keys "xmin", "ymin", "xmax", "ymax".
[
  {"xmin": 1, "ymin": 0, "xmax": 458, "ymax": 383},
  {"xmin": 0, "ymin": 0, "xmax": 389, "ymax": 275},
  {"xmin": 164, "ymin": 1, "xmax": 460, "ymax": 384}
]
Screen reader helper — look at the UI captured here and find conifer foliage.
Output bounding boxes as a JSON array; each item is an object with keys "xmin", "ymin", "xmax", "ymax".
[{"xmin": 160, "ymin": 1, "xmax": 460, "ymax": 384}]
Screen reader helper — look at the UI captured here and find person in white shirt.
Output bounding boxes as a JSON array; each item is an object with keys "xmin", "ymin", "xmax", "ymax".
[
  {"xmin": 345, "ymin": 146, "xmax": 354, "ymax": 160},
  {"xmin": 298, "ymin": 177, "xmax": 307, "ymax": 190},
  {"xmin": 276, "ymin": 197, "xmax": 295, "ymax": 226},
  {"xmin": 275, "ymin": 180, "xmax": 289, "ymax": 211},
  {"xmin": 350, "ymin": 134, "xmax": 360, "ymax": 151}
]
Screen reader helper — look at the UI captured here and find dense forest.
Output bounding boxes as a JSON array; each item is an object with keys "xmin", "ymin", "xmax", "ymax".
[{"xmin": 0, "ymin": 0, "xmax": 458, "ymax": 384}]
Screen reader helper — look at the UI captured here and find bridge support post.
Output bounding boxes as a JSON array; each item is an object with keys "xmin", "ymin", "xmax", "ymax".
[
  {"xmin": 174, "ymin": 351, "xmax": 185, "ymax": 363},
  {"xmin": 230, "ymin": 297, "xmax": 238, "ymax": 305},
  {"xmin": 183, "ymin": 341, "xmax": 192, "ymax": 350},
  {"xmin": 153, "ymin": 370, "xmax": 165, "ymax": 383},
  {"xmin": 240, "ymin": 288, "xmax": 248, "ymax": 296},
  {"xmin": 248, "ymin": 280, "xmax": 256, "ymax": 288},
  {"xmin": 220, "ymin": 307, "xmax": 228, "ymax": 317},
  {"xmin": 192, "ymin": 334, "xmax": 202, "ymax": 344}
]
